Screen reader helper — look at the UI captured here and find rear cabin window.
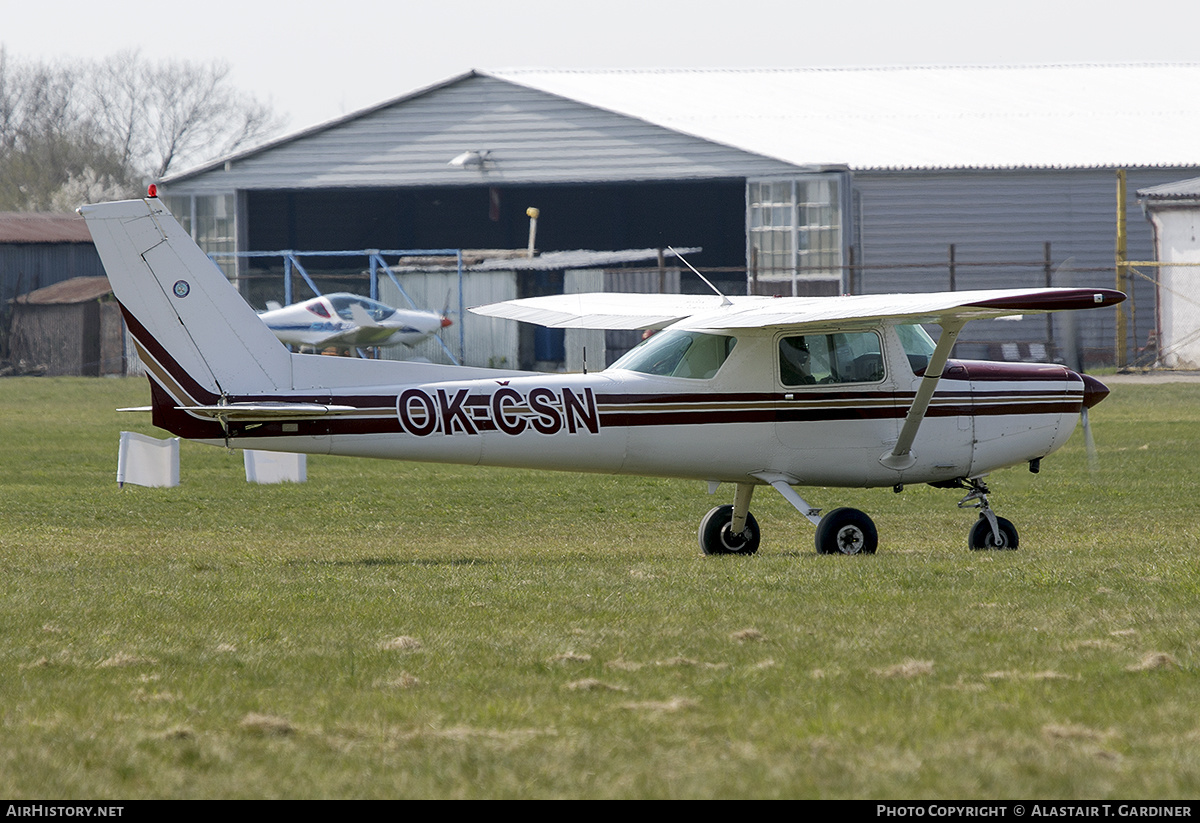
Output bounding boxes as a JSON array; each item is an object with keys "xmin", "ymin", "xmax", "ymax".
[
  {"xmin": 610, "ymin": 330, "xmax": 737, "ymax": 379},
  {"xmin": 779, "ymin": 331, "xmax": 884, "ymax": 386}
]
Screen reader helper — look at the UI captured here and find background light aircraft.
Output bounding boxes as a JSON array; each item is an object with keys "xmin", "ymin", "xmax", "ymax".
[
  {"xmin": 258, "ymin": 292, "xmax": 451, "ymax": 353},
  {"xmin": 82, "ymin": 196, "xmax": 1124, "ymax": 555}
]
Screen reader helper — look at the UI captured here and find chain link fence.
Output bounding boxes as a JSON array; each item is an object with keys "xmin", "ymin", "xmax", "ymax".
[{"xmin": 1120, "ymin": 261, "xmax": 1200, "ymax": 371}]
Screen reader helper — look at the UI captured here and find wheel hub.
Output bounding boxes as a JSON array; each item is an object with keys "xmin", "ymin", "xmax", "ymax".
[
  {"xmin": 836, "ymin": 526, "xmax": 865, "ymax": 554},
  {"xmin": 720, "ymin": 525, "xmax": 750, "ymax": 552}
]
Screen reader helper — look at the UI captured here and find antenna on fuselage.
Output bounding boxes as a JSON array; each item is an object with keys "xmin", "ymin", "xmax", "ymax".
[{"xmin": 667, "ymin": 246, "xmax": 731, "ymax": 307}]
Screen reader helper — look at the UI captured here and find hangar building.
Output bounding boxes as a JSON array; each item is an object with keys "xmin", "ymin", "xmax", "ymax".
[{"xmin": 157, "ymin": 65, "xmax": 1200, "ymax": 369}]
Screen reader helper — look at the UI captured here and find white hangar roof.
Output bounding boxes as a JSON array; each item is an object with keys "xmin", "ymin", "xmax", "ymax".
[
  {"xmin": 488, "ymin": 64, "xmax": 1200, "ymax": 171},
  {"xmin": 163, "ymin": 63, "xmax": 1200, "ymax": 191}
]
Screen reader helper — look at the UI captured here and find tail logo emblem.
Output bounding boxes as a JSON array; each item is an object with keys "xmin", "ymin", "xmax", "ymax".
[{"xmin": 173, "ymin": 280, "xmax": 190, "ymax": 298}]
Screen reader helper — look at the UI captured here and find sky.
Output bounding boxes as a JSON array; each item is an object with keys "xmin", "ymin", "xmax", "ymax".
[{"xmin": 4, "ymin": 0, "xmax": 1198, "ymax": 137}]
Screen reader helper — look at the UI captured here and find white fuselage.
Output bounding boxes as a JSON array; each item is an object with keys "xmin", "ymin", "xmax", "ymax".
[{"xmin": 202, "ymin": 325, "xmax": 1082, "ymax": 489}]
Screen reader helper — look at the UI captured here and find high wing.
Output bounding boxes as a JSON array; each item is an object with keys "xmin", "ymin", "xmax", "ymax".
[{"xmin": 470, "ymin": 288, "xmax": 1126, "ymax": 331}]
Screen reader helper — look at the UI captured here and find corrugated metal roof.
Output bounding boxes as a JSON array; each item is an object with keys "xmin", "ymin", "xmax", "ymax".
[
  {"xmin": 0, "ymin": 213, "xmax": 93, "ymax": 244},
  {"xmin": 470, "ymin": 247, "xmax": 701, "ymax": 271},
  {"xmin": 13, "ymin": 276, "xmax": 112, "ymax": 305},
  {"xmin": 388, "ymin": 247, "xmax": 702, "ymax": 272},
  {"xmin": 1137, "ymin": 176, "xmax": 1200, "ymax": 200},
  {"xmin": 488, "ymin": 65, "xmax": 1200, "ymax": 171}
]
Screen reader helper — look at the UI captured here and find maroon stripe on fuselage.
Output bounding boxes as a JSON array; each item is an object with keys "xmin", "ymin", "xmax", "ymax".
[
  {"xmin": 121, "ymin": 305, "xmax": 221, "ymax": 405},
  {"xmin": 149, "ymin": 389, "xmax": 1081, "ymax": 441}
]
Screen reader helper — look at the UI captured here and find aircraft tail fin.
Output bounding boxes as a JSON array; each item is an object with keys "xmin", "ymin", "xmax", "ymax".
[{"xmin": 80, "ymin": 197, "xmax": 292, "ymax": 404}]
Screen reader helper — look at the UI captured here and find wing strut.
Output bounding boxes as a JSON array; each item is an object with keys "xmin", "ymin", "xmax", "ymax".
[{"xmin": 880, "ymin": 319, "xmax": 965, "ymax": 471}]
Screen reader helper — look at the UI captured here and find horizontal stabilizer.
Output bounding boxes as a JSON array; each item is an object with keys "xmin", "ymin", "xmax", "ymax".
[{"xmin": 175, "ymin": 402, "xmax": 360, "ymax": 421}]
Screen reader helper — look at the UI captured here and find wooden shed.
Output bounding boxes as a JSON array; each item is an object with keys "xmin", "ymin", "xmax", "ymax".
[{"xmin": 8, "ymin": 276, "xmax": 126, "ymax": 376}]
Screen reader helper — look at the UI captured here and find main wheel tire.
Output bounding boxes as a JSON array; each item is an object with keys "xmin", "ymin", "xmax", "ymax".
[
  {"xmin": 967, "ymin": 516, "xmax": 1019, "ymax": 550},
  {"xmin": 698, "ymin": 505, "xmax": 761, "ymax": 556},
  {"xmin": 814, "ymin": 507, "xmax": 878, "ymax": 555}
]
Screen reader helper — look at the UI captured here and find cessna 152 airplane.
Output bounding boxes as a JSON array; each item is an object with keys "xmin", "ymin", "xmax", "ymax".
[
  {"xmin": 81, "ymin": 195, "xmax": 1124, "ymax": 555},
  {"xmin": 258, "ymin": 292, "xmax": 452, "ymax": 353}
]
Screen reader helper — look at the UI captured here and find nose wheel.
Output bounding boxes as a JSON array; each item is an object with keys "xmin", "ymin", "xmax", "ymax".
[
  {"xmin": 967, "ymin": 515, "xmax": 1018, "ymax": 549},
  {"xmin": 958, "ymin": 478, "xmax": 1019, "ymax": 550}
]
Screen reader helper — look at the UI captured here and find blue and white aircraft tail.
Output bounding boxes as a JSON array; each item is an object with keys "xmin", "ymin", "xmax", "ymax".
[{"xmin": 81, "ymin": 194, "xmax": 1125, "ymax": 555}]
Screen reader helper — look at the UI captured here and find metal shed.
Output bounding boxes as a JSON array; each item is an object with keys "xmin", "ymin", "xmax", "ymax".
[
  {"xmin": 1136, "ymin": 176, "xmax": 1200, "ymax": 368},
  {"xmin": 0, "ymin": 212, "xmax": 108, "ymax": 366}
]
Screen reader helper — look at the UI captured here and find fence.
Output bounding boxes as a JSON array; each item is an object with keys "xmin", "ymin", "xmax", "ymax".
[
  {"xmin": 1119, "ymin": 260, "xmax": 1200, "ymax": 370},
  {"xmin": 210, "ymin": 246, "xmax": 1164, "ymax": 373}
]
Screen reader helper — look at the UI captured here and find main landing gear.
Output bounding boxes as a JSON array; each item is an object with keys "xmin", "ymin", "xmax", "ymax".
[
  {"xmin": 698, "ymin": 475, "xmax": 1018, "ymax": 556},
  {"xmin": 698, "ymin": 483, "xmax": 760, "ymax": 555},
  {"xmin": 813, "ymin": 507, "xmax": 878, "ymax": 555},
  {"xmin": 698, "ymin": 505, "xmax": 761, "ymax": 555},
  {"xmin": 698, "ymin": 478, "xmax": 879, "ymax": 556}
]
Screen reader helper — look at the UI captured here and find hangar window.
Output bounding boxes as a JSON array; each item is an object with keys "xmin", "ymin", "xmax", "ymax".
[
  {"xmin": 161, "ymin": 193, "xmax": 237, "ymax": 282},
  {"xmin": 748, "ymin": 175, "xmax": 846, "ymax": 294}
]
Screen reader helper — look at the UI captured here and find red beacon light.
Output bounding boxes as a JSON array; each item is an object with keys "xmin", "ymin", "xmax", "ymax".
[{"xmin": 147, "ymin": 184, "xmax": 158, "ymax": 198}]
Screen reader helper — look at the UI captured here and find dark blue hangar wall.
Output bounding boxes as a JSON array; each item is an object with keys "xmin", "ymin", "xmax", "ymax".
[{"xmin": 243, "ymin": 181, "xmax": 749, "ymax": 288}]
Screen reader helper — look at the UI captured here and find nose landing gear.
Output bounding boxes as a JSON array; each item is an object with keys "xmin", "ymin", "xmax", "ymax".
[{"xmin": 957, "ymin": 478, "xmax": 1019, "ymax": 550}]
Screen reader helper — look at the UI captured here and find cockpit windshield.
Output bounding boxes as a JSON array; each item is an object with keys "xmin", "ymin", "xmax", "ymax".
[
  {"xmin": 609, "ymin": 330, "xmax": 737, "ymax": 379},
  {"xmin": 327, "ymin": 294, "xmax": 397, "ymax": 322},
  {"xmin": 896, "ymin": 323, "xmax": 937, "ymax": 374}
]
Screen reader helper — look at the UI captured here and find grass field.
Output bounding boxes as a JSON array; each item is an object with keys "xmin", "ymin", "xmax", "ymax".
[{"xmin": 2, "ymin": 375, "xmax": 1199, "ymax": 799}]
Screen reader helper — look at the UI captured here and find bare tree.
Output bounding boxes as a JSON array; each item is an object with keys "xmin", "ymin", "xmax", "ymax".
[
  {"xmin": 0, "ymin": 47, "xmax": 133, "ymax": 210},
  {"xmin": 85, "ymin": 50, "xmax": 285, "ymax": 179},
  {"xmin": 86, "ymin": 50, "xmax": 151, "ymax": 170},
  {"xmin": 0, "ymin": 47, "xmax": 285, "ymax": 210},
  {"xmin": 141, "ymin": 57, "xmax": 284, "ymax": 178}
]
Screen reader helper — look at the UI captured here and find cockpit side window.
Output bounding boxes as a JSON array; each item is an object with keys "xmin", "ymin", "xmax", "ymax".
[
  {"xmin": 779, "ymin": 331, "xmax": 884, "ymax": 386},
  {"xmin": 609, "ymin": 330, "xmax": 737, "ymax": 379}
]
